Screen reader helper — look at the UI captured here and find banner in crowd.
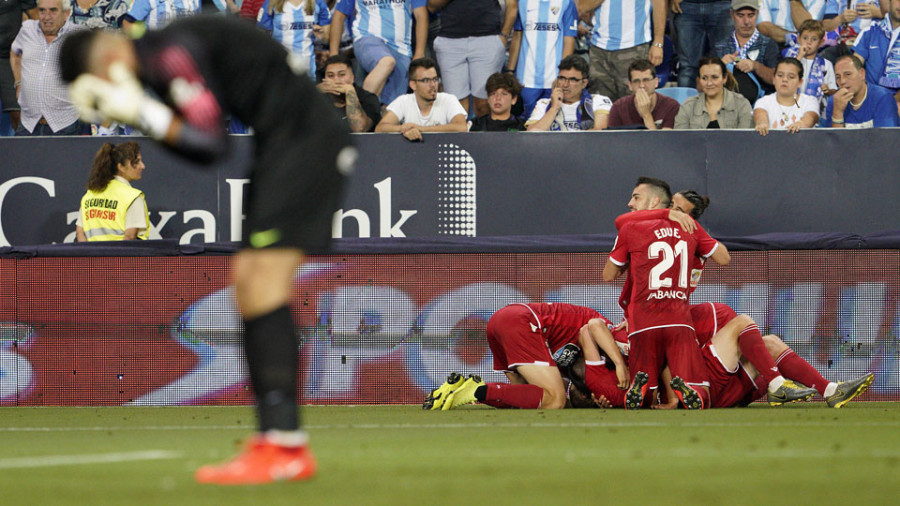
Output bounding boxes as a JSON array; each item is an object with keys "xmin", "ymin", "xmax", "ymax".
[
  {"xmin": 1, "ymin": 250, "xmax": 897, "ymax": 406},
  {"xmin": 2, "ymin": 130, "xmax": 900, "ymax": 246}
]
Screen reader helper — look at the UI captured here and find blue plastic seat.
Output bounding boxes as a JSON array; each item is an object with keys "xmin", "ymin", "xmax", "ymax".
[{"xmin": 655, "ymin": 87, "xmax": 699, "ymax": 104}]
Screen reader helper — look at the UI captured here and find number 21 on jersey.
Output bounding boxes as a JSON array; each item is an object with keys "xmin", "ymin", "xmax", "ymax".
[{"xmin": 648, "ymin": 240, "xmax": 688, "ymax": 290}]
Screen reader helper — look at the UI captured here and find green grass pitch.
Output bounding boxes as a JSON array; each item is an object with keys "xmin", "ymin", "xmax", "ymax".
[{"xmin": 1, "ymin": 403, "xmax": 898, "ymax": 505}]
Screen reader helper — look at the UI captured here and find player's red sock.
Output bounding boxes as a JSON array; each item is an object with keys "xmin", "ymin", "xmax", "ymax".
[
  {"xmin": 775, "ymin": 349, "xmax": 830, "ymax": 395},
  {"xmin": 481, "ymin": 383, "xmax": 543, "ymax": 409},
  {"xmin": 697, "ymin": 387, "xmax": 710, "ymax": 409},
  {"xmin": 738, "ymin": 324, "xmax": 780, "ymax": 387}
]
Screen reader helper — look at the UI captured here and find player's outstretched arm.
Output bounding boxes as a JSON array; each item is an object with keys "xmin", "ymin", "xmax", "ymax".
[
  {"xmin": 652, "ymin": 367, "xmax": 680, "ymax": 409},
  {"xmin": 710, "ymin": 241, "xmax": 730, "ymax": 265},
  {"xmin": 579, "ymin": 319, "xmax": 628, "ymax": 388},
  {"xmin": 613, "ymin": 209, "xmax": 695, "ymax": 233},
  {"xmin": 602, "ymin": 258, "xmax": 622, "ymax": 282}
]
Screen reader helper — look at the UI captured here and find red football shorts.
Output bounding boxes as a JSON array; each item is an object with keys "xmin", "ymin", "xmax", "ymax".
[
  {"xmin": 486, "ymin": 305, "xmax": 552, "ymax": 371},
  {"xmin": 628, "ymin": 325, "xmax": 710, "ymax": 391},
  {"xmin": 690, "ymin": 302, "xmax": 738, "ymax": 346},
  {"xmin": 702, "ymin": 344, "xmax": 766, "ymax": 408}
]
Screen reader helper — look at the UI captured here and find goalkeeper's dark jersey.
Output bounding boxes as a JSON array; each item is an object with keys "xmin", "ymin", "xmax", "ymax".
[
  {"xmin": 134, "ymin": 14, "xmax": 351, "ymax": 251},
  {"xmin": 134, "ymin": 14, "xmax": 342, "ymax": 163}
]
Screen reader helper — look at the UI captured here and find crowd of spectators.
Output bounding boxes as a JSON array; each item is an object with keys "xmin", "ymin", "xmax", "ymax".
[{"xmin": 2, "ymin": 0, "xmax": 900, "ymax": 136}]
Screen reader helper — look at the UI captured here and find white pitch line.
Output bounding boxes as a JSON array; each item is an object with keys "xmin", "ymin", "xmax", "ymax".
[
  {"xmin": 0, "ymin": 450, "xmax": 184, "ymax": 469},
  {"xmin": 0, "ymin": 425, "xmax": 247, "ymax": 432},
  {"xmin": 0, "ymin": 420, "xmax": 899, "ymax": 432}
]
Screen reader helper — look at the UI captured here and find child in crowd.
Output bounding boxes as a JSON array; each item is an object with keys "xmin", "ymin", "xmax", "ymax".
[
  {"xmin": 753, "ymin": 57, "xmax": 820, "ymax": 135},
  {"xmin": 782, "ymin": 20, "xmax": 836, "ymax": 117},
  {"xmin": 468, "ymin": 73, "xmax": 527, "ymax": 132}
]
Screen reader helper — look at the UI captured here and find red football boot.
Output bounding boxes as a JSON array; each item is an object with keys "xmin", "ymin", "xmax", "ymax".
[{"xmin": 195, "ymin": 435, "xmax": 317, "ymax": 485}]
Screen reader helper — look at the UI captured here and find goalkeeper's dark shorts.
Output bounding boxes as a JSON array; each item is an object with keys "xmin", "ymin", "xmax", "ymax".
[{"xmin": 241, "ymin": 124, "xmax": 352, "ymax": 253}]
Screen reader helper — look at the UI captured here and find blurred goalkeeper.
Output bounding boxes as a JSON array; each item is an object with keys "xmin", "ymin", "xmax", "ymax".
[{"xmin": 59, "ymin": 16, "xmax": 355, "ymax": 485}]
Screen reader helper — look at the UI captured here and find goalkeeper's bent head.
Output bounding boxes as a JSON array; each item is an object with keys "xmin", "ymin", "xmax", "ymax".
[{"xmin": 59, "ymin": 29, "xmax": 138, "ymax": 84}]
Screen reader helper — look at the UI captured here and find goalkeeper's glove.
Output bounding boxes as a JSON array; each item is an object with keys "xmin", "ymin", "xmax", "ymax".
[{"xmin": 68, "ymin": 62, "xmax": 173, "ymax": 140}]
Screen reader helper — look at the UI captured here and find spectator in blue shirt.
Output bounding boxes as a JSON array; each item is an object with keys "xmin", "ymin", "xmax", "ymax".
[{"xmin": 823, "ymin": 53, "xmax": 900, "ymax": 127}]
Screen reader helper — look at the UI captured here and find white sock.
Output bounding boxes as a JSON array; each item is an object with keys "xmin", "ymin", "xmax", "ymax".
[
  {"xmin": 823, "ymin": 382, "xmax": 838, "ymax": 398},
  {"xmin": 264, "ymin": 429, "xmax": 309, "ymax": 447},
  {"xmin": 767, "ymin": 376, "xmax": 785, "ymax": 393}
]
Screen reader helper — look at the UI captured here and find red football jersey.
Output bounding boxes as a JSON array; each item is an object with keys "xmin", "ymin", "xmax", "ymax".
[
  {"xmin": 689, "ymin": 302, "xmax": 739, "ymax": 346},
  {"xmin": 613, "ymin": 209, "xmax": 721, "ymax": 304},
  {"xmin": 524, "ymin": 303, "xmax": 610, "ymax": 352},
  {"xmin": 609, "ymin": 218, "xmax": 718, "ymax": 333}
]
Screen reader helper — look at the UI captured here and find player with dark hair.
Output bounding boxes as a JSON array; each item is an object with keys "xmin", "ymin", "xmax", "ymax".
[
  {"xmin": 615, "ymin": 178, "xmax": 729, "ymax": 328},
  {"xmin": 616, "ymin": 188, "xmax": 816, "ymax": 404},
  {"xmin": 628, "ymin": 176, "xmax": 673, "ymax": 211},
  {"xmin": 616, "ymin": 186, "xmax": 724, "ymax": 294},
  {"xmin": 604, "ymin": 177, "xmax": 737, "ymax": 409},
  {"xmin": 59, "ymin": 16, "xmax": 355, "ymax": 485},
  {"xmin": 425, "ymin": 303, "xmax": 628, "ymax": 410},
  {"xmin": 622, "ymin": 188, "xmax": 873, "ymax": 407},
  {"xmin": 671, "ymin": 190, "xmax": 710, "ymax": 219},
  {"xmin": 603, "ymin": 210, "xmax": 719, "ymax": 409}
]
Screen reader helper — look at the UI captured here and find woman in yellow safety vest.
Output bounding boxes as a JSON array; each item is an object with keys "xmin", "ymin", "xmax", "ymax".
[{"xmin": 76, "ymin": 142, "xmax": 150, "ymax": 241}]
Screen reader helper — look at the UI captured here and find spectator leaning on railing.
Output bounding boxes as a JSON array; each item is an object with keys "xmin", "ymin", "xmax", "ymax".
[
  {"xmin": 675, "ymin": 56, "xmax": 754, "ymax": 129},
  {"xmin": 375, "ymin": 57, "xmax": 468, "ymax": 141}
]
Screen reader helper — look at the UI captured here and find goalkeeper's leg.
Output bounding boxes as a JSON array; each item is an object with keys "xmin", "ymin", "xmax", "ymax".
[{"xmin": 196, "ymin": 248, "xmax": 315, "ymax": 485}]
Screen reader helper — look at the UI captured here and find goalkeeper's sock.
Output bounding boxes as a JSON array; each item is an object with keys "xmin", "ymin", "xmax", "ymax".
[
  {"xmin": 244, "ymin": 305, "xmax": 299, "ymax": 432},
  {"xmin": 775, "ymin": 349, "xmax": 830, "ymax": 395},
  {"xmin": 481, "ymin": 383, "xmax": 543, "ymax": 409}
]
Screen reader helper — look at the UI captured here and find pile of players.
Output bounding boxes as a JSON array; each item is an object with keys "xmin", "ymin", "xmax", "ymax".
[{"xmin": 424, "ymin": 177, "xmax": 874, "ymax": 411}]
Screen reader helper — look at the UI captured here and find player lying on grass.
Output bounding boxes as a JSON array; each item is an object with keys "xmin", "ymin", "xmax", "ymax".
[
  {"xmin": 423, "ymin": 303, "xmax": 628, "ymax": 410},
  {"xmin": 596, "ymin": 302, "xmax": 873, "ymax": 409},
  {"xmin": 660, "ymin": 310, "xmax": 818, "ymax": 408},
  {"xmin": 567, "ymin": 306, "xmax": 872, "ymax": 409},
  {"xmin": 559, "ymin": 314, "xmax": 815, "ymax": 409},
  {"xmin": 639, "ymin": 189, "xmax": 876, "ymax": 407},
  {"xmin": 657, "ymin": 307, "xmax": 874, "ymax": 408}
]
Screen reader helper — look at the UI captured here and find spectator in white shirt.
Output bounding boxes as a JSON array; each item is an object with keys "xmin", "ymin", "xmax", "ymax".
[
  {"xmin": 10, "ymin": 0, "xmax": 87, "ymax": 135},
  {"xmin": 375, "ymin": 57, "xmax": 468, "ymax": 141}
]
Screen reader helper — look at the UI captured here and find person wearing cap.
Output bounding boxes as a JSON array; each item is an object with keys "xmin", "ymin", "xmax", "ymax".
[{"xmin": 714, "ymin": 0, "xmax": 780, "ymax": 106}]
